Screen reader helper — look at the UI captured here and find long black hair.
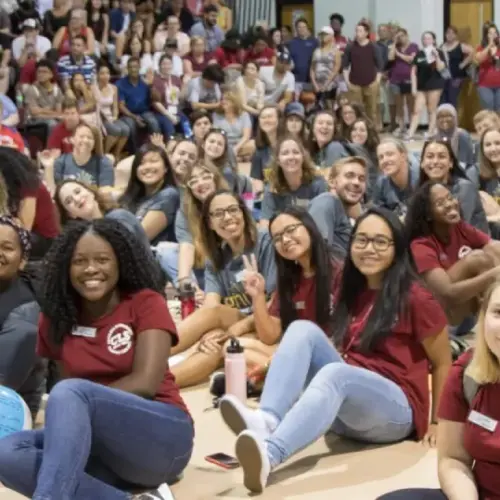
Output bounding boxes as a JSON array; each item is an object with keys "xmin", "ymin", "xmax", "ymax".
[
  {"xmin": 406, "ymin": 180, "xmax": 452, "ymax": 242},
  {"xmin": 269, "ymin": 207, "xmax": 339, "ymax": 335},
  {"xmin": 0, "ymin": 147, "xmax": 40, "ymax": 215},
  {"xmin": 419, "ymin": 139, "xmax": 468, "ymax": 185},
  {"xmin": 333, "ymin": 206, "xmax": 418, "ymax": 352},
  {"xmin": 40, "ymin": 219, "xmax": 165, "ymax": 345},
  {"xmin": 119, "ymin": 144, "xmax": 176, "ymax": 212}
]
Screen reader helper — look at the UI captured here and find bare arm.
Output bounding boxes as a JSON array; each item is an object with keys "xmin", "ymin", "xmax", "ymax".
[
  {"xmin": 140, "ymin": 211, "xmax": 168, "ymax": 241},
  {"xmin": 252, "ymin": 294, "xmax": 281, "ymax": 345},
  {"xmin": 18, "ymin": 197, "xmax": 37, "ymax": 231},
  {"xmin": 177, "ymin": 242, "xmax": 195, "ymax": 283}
]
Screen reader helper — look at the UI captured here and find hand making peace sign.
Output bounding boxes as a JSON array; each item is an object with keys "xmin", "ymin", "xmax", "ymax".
[{"xmin": 242, "ymin": 254, "xmax": 266, "ymax": 299}]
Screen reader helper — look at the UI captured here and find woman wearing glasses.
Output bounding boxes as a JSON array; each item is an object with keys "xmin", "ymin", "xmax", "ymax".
[
  {"xmin": 170, "ymin": 190, "xmax": 277, "ymax": 388},
  {"xmin": 260, "ymin": 136, "xmax": 328, "ymax": 229},
  {"xmin": 157, "ymin": 162, "xmax": 229, "ymax": 287},
  {"xmin": 407, "ymin": 181, "xmax": 500, "ymax": 335},
  {"xmin": 217, "ymin": 207, "xmax": 452, "ymax": 494}
]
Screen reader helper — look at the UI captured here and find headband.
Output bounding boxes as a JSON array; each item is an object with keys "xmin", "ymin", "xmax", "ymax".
[{"xmin": 0, "ymin": 216, "xmax": 31, "ymax": 259}]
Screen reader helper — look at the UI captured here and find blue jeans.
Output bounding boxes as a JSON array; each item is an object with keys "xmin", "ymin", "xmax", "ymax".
[
  {"xmin": 440, "ymin": 78, "xmax": 464, "ymax": 108},
  {"xmin": 121, "ymin": 112, "xmax": 161, "ymax": 149},
  {"xmin": 377, "ymin": 489, "xmax": 446, "ymax": 499},
  {"xmin": 0, "ymin": 379, "xmax": 194, "ymax": 500},
  {"xmin": 260, "ymin": 321, "xmax": 414, "ymax": 467},
  {"xmin": 155, "ymin": 244, "xmax": 204, "ymax": 288},
  {"xmin": 155, "ymin": 112, "xmax": 192, "ymax": 138},
  {"xmin": 449, "ymin": 314, "xmax": 476, "ymax": 337},
  {"xmin": 478, "ymin": 86, "xmax": 500, "ymax": 111}
]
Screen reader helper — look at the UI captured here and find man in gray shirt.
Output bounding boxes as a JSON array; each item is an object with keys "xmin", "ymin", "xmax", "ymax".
[
  {"xmin": 187, "ymin": 64, "xmax": 224, "ymax": 112},
  {"xmin": 189, "ymin": 4, "xmax": 224, "ymax": 53}
]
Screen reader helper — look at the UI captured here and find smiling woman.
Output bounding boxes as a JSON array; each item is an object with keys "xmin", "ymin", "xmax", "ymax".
[{"xmin": 0, "ymin": 219, "xmax": 194, "ymax": 500}]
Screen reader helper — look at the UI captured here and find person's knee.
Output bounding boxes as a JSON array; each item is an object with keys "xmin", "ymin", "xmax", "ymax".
[
  {"xmin": 283, "ymin": 319, "xmax": 324, "ymax": 344},
  {"xmin": 464, "ymin": 249, "xmax": 495, "ymax": 273},
  {"xmin": 309, "ymin": 362, "xmax": 346, "ymax": 390},
  {"xmin": 0, "ymin": 432, "xmax": 29, "ymax": 468},
  {"xmin": 47, "ymin": 378, "xmax": 93, "ymax": 407}
]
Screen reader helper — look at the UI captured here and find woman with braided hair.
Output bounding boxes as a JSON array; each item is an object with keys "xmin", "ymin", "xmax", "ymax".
[{"xmin": 0, "ymin": 219, "xmax": 193, "ymax": 500}]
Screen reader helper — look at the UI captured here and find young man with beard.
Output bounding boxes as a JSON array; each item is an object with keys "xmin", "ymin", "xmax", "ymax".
[{"xmin": 328, "ymin": 156, "xmax": 367, "ymax": 225}]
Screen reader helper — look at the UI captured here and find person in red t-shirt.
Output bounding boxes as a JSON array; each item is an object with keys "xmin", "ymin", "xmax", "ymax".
[
  {"xmin": 476, "ymin": 24, "xmax": 500, "ymax": 111},
  {"xmin": 218, "ymin": 207, "xmax": 451, "ymax": 494},
  {"xmin": 244, "ymin": 35, "xmax": 276, "ymax": 67},
  {"xmin": 407, "ymin": 181, "xmax": 500, "ymax": 330},
  {"xmin": 0, "ymin": 219, "xmax": 193, "ymax": 499},
  {"xmin": 213, "ymin": 29, "xmax": 245, "ymax": 70},
  {"xmin": 379, "ymin": 278, "xmax": 500, "ymax": 500}
]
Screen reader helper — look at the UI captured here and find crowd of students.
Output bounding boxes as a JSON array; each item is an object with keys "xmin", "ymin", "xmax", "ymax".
[{"xmin": 0, "ymin": 1, "xmax": 500, "ymax": 499}]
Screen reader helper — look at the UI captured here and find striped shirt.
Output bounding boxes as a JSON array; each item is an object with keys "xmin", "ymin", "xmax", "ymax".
[{"xmin": 57, "ymin": 54, "xmax": 96, "ymax": 84}]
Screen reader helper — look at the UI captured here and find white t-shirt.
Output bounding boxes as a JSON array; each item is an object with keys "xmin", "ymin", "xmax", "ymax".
[
  {"xmin": 259, "ymin": 66, "xmax": 295, "ymax": 104},
  {"xmin": 12, "ymin": 35, "xmax": 52, "ymax": 62},
  {"xmin": 153, "ymin": 52, "xmax": 183, "ymax": 77}
]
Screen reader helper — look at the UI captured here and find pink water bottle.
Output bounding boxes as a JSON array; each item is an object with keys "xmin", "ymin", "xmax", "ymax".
[
  {"xmin": 179, "ymin": 282, "xmax": 196, "ymax": 319},
  {"xmin": 225, "ymin": 338, "xmax": 247, "ymax": 402}
]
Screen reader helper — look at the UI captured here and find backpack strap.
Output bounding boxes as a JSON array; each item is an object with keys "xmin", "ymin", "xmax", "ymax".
[{"xmin": 462, "ymin": 355, "xmax": 480, "ymax": 407}]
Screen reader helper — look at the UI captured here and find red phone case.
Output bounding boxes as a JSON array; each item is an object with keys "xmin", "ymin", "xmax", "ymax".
[{"xmin": 204, "ymin": 455, "xmax": 239, "ymax": 469}]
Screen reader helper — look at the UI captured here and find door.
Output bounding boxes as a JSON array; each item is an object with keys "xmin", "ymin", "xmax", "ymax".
[
  {"xmin": 280, "ymin": 4, "xmax": 314, "ymax": 30},
  {"xmin": 450, "ymin": 0, "xmax": 493, "ymax": 130}
]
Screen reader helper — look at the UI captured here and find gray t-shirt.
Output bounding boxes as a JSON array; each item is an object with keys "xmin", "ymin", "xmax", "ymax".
[
  {"xmin": 212, "ymin": 112, "xmax": 252, "ymax": 147},
  {"xmin": 261, "ymin": 176, "xmax": 328, "ymax": 221},
  {"xmin": 223, "ymin": 168, "xmax": 253, "ymax": 196},
  {"xmin": 175, "ymin": 207, "xmax": 192, "ymax": 244},
  {"xmin": 133, "ymin": 186, "xmax": 180, "ymax": 245},
  {"xmin": 187, "ymin": 76, "xmax": 221, "ymax": 105},
  {"xmin": 205, "ymin": 230, "xmax": 276, "ymax": 314},
  {"xmin": 105, "ymin": 208, "xmax": 150, "ymax": 249},
  {"xmin": 259, "ymin": 66, "xmax": 295, "ymax": 104},
  {"xmin": 54, "ymin": 154, "xmax": 114, "ymax": 187},
  {"xmin": 308, "ymin": 193, "xmax": 352, "ymax": 253}
]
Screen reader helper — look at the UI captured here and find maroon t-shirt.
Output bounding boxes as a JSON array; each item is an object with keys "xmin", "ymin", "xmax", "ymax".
[
  {"xmin": 182, "ymin": 52, "xmax": 213, "ymax": 73},
  {"xmin": 439, "ymin": 351, "xmax": 500, "ymax": 499},
  {"xmin": 22, "ymin": 183, "xmax": 60, "ymax": 239},
  {"xmin": 245, "ymin": 47, "xmax": 275, "ymax": 66},
  {"xmin": 37, "ymin": 289, "xmax": 189, "ymax": 415},
  {"xmin": 341, "ymin": 283, "xmax": 447, "ymax": 439},
  {"xmin": 411, "ymin": 220, "xmax": 490, "ymax": 274},
  {"xmin": 47, "ymin": 122, "xmax": 74, "ymax": 153}
]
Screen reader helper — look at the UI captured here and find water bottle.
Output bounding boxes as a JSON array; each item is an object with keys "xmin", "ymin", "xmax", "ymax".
[
  {"xmin": 179, "ymin": 281, "xmax": 196, "ymax": 319},
  {"xmin": 15, "ymin": 89, "xmax": 24, "ymax": 109},
  {"xmin": 225, "ymin": 338, "xmax": 246, "ymax": 402}
]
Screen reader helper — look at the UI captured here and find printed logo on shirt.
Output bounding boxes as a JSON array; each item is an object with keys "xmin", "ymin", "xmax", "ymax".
[
  {"xmin": 107, "ymin": 323, "xmax": 134, "ymax": 355},
  {"xmin": 63, "ymin": 171, "xmax": 95, "ymax": 185},
  {"xmin": 0, "ymin": 135, "xmax": 16, "ymax": 148},
  {"xmin": 458, "ymin": 245, "xmax": 472, "ymax": 260}
]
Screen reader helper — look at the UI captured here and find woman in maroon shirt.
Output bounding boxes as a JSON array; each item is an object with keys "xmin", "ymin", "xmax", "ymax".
[
  {"xmin": 218, "ymin": 207, "xmax": 452, "ymax": 494},
  {"xmin": 407, "ymin": 181, "xmax": 500, "ymax": 332},
  {"xmin": 182, "ymin": 35, "xmax": 216, "ymax": 83},
  {"xmin": 0, "ymin": 219, "xmax": 193, "ymax": 499},
  {"xmin": 378, "ymin": 279, "xmax": 500, "ymax": 499}
]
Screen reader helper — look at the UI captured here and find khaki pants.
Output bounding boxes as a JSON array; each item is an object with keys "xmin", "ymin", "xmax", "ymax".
[{"xmin": 348, "ymin": 80, "xmax": 379, "ymax": 124}]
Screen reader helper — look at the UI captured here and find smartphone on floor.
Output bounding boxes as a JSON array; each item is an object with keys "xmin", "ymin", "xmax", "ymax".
[{"xmin": 204, "ymin": 452, "xmax": 240, "ymax": 469}]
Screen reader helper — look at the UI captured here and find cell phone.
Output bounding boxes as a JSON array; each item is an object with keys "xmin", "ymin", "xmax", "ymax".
[{"xmin": 204, "ymin": 452, "xmax": 240, "ymax": 469}]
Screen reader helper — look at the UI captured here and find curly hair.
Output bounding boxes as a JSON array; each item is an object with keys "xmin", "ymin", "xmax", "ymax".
[
  {"xmin": 348, "ymin": 117, "xmax": 380, "ymax": 153},
  {"xmin": 40, "ymin": 219, "xmax": 166, "ymax": 345},
  {"xmin": 268, "ymin": 136, "xmax": 318, "ymax": 194}
]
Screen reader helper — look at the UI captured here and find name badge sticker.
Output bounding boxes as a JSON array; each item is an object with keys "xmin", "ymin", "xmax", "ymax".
[
  {"xmin": 468, "ymin": 410, "xmax": 498, "ymax": 432},
  {"xmin": 295, "ymin": 301, "xmax": 306, "ymax": 310},
  {"xmin": 72, "ymin": 326, "xmax": 97, "ymax": 338},
  {"xmin": 235, "ymin": 270, "xmax": 246, "ymax": 283}
]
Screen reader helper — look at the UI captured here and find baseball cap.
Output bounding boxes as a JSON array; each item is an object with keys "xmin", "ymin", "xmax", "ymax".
[
  {"xmin": 277, "ymin": 50, "xmax": 291, "ymax": 64},
  {"xmin": 320, "ymin": 26, "xmax": 334, "ymax": 36},
  {"xmin": 22, "ymin": 19, "xmax": 38, "ymax": 30},
  {"xmin": 285, "ymin": 102, "xmax": 305, "ymax": 120}
]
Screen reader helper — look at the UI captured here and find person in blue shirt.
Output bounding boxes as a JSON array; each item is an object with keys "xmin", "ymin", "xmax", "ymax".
[
  {"xmin": 287, "ymin": 18, "xmax": 318, "ymax": 92},
  {"xmin": 116, "ymin": 57, "xmax": 160, "ymax": 150},
  {"xmin": 0, "ymin": 94, "xmax": 20, "ymax": 129}
]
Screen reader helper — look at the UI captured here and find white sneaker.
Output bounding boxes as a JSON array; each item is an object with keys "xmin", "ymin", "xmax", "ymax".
[
  {"xmin": 135, "ymin": 483, "xmax": 176, "ymax": 499},
  {"xmin": 235, "ymin": 430, "xmax": 271, "ymax": 494},
  {"xmin": 219, "ymin": 394, "xmax": 270, "ymax": 437}
]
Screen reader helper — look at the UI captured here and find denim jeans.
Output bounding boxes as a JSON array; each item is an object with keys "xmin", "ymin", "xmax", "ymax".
[
  {"xmin": 440, "ymin": 78, "xmax": 464, "ymax": 108},
  {"xmin": 377, "ymin": 489, "xmax": 447, "ymax": 499},
  {"xmin": 260, "ymin": 320, "xmax": 414, "ymax": 467},
  {"xmin": 155, "ymin": 244, "xmax": 204, "ymax": 288},
  {"xmin": 478, "ymin": 86, "xmax": 500, "ymax": 111},
  {"xmin": 155, "ymin": 112, "xmax": 192, "ymax": 138},
  {"xmin": 121, "ymin": 112, "xmax": 161, "ymax": 150},
  {"xmin": 0, "ymin": 379, "xmax": 194, "ymax": 500}
]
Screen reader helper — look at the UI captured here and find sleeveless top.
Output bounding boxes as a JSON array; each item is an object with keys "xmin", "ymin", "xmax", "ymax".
[
  {"xmin": 442, "ymin": 43, "xmax": 467, "ymax": 79},
  {"xmin": 89, "ymin": 13, "xmax": 105, "ymax": 42},
  {"xmin": 95, "ymin": 84, "xmax": 114, "ymax": 122}
]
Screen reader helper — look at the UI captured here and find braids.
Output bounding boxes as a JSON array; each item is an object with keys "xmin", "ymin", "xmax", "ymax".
[{"xmin": 41, "ymin": 219, "xmax": 166, "ymax": 345}]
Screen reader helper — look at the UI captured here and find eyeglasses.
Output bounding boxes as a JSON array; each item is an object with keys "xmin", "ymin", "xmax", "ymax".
[
  {"xmin": 209, "ymin": 204, "xmax": 241, "ymax": 220},
  {"xmin": 352, "ymin": 234, "xmax": 394, "ymax": 252},
  {"xmin": 271, "ymin": 223, "xmax": 303, "ymax": 245},
  {"xmin": 187, "ymin": 172, "xmax": 214, "ymax": 188}
]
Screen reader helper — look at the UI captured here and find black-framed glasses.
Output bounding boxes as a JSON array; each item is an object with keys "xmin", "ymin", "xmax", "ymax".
[
  {"xmin": 187, "ymin": 172, "xmax": 214, "ymax": 188},
  {"xmin": 271, "ymin": 223, "xmax": 304, "ymax": 245},
  {"xmin": 352, "ymin": 234, "xmax": 393, "ymax": 252},
  {"xmin": 209, "ymin": 204, "xmax": 241, "ymax": 220}
]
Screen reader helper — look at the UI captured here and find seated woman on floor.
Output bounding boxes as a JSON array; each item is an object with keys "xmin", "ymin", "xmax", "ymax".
[
  {"xmin": 157, "ymin": 161, "xmax": 229, "ymax": 287},
  {"xmin": 419, "ymin": 139, "xmax": 488, "ymax": 233},
  {"xmin": 407, "ymin": 181, "xmax": 500, "ymax": 335},
  {"xmin": 54, "ymin": 179, "xmax": 150, "ymax": 248},
  {"xmin": 0, "ymin": 219, "xmax": 193, "ymax": 500},
  {"xmin": 119, "ymin": 144, "xmax": 180, "ymax": 245},
  {"xmin": 218, "ymin": 207, "xmax": 452, "ymax": 494},
  {"xmin": 0, "ymin": 216, "xmax": 45, "ymax": 422},
  {"xmin": 377, "ymin": 278, "xmax": 500, "ymax": 500},
  {"xmin": 260, "ymin": 136, "xmax": 328, "ymax": 229},
  {"xmin": 170, "ymin": 190, "xmax": 277, "ymax": 388}
]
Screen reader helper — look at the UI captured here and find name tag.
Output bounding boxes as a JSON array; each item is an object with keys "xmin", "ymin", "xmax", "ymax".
[
  {"xmin": 235, "ymin": 270, "xmax": 246, "ymax": 283},
  {"xmin": 72, "ymin": 326, "xmax": 97, "ymax": 338},
  {"xmin": 295, "ymin": 301, "xmax": 305, "ymax": 310},
  {"xmin": 468, "ymin": 410, "xmax": 498, "ymax": 432},
  {"xmin": 168, "ymin": 105, "xmax": 178, "ymax": 116}
]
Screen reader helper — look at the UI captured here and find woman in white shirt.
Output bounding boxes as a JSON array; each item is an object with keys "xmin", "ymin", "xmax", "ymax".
[
  {"xmin": 120, "ymin": 34, "xmax": 154, "ymax": 76},
  {"xmin": 236, "ymin": 61, "xmax": 265, "ymax": 118}
]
